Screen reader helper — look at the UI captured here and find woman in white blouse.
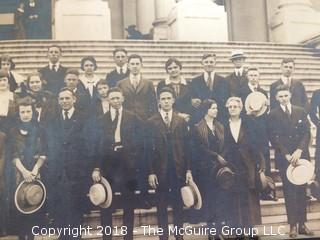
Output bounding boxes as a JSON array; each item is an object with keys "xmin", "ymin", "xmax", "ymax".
[{"xmin": 79, "ymin": 56, "xmax": 100, "ymax": 99}]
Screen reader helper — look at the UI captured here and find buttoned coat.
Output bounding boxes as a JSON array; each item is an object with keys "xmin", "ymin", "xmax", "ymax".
[
  {"xmin": 225, "ymin": 71, "xmax": 247, "ymax": 97},
  {"xmin": 38, "ymin": 65, "xmax": 67, "ymax": 95},
  {"xmin": 270, "ymin": 79, "xmax": 309, "ymax": 111},
  {"xmin": 117, "ymin": 77, "xmax": 157, "ymax": 121},
  {"xmin": 105, "ymin": 68, "xmax": 130, "ymax": 88},
  {"xmin": 147, "ymin": 112, "xmax": 191, "ymax": 182}
]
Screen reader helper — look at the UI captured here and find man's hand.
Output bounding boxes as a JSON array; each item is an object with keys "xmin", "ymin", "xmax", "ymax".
[
  {"xmin": 22, "ymin": 170, "xmax": 34, "ymax": 183},
  {"xmin": 186, "ymin": 170, "xmax": 193, "ymax": 184},
  {"xmin": 191, "ymin": 98, "xmax": 202, "ymax": 108},
  {"xmin": 148, "ymin": 174, "xmax": 158, "ymax": 189},
  {"xmin": 285, "ymin": 154, "xmax": 291, "ymax": 162},
  {"xmin": 217, "ymin": 155, "xmax": 228, "ymax": 166},
  {"xmin": 92, "ymin": 169, "xmax": 101, "ymax": 182},
  {"xmin": 290, "ymin": 149, "xmax": 302, "ymax": 166},
  {"xmin": 178, "ymin": 113, "xmax": 191, "ymax": 122}
]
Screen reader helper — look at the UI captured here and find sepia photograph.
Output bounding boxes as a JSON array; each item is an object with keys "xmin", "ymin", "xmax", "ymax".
[{"xmin": 0, "ymin": 0, "xmax": 320, "ymax": 239}]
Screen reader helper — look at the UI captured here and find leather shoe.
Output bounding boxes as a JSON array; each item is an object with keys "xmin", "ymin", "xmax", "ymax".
[
  {"xmin": 289, "ymin": 225, "xmax": 297, "ymax": 238},
  {"xmin": 298, "ymin": 224, "xmax": 314, "ymax": 236}
]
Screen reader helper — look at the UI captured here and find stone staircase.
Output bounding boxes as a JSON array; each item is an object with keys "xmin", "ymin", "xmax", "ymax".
[{"xmin": 1, "ymin": 40, "xmax": 320, "ymax": 240}]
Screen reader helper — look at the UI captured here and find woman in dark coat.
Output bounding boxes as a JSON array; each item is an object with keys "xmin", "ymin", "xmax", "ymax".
[
  {"xmin": 224, "ymin": 97, "xmax": 265, "ymax": 229},
  {"xmin": 9, "ymin": 98, "xmax": 47, "ymax": 240},
  {"xmin": 189, "ymin": 99, "xmax": 229, "ymax": 231}
]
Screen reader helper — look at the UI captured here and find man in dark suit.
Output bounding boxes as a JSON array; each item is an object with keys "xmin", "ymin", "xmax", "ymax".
[
  {"xmin": 268, "ymin": 85, "xmax": 313, "ymax": 238},
  {"xmin": 105, "ymin": 48, "xmax": 130, "ymax": 87},
  {"xmin": 46, "ymin": 87, "xmax": 88, "ymax": 240},
  {"xmin": 310, "ymin": 89, "xmax": 320, "ymax": 182},
  {"xmin": 190, "ymin": 53, "xmax": 229, "ymax": 124},
  {"xmin": 225, "ymin": 50, "xmax": 247, "ymax": 97},
  {"xmin": 117, "ymin": 54, "xmax": 157, "ymax": 121},
  {"xmin": 92, "ymin": 87, "xmax": 142, "ymax": 240},
  {"xmin": 270, "ymin": 58, "xmax": 309, "ymax": 110},
  {"xmin": 39, "ymin": 45, "xmax": 67, "ymax": 95},
  {"xmin": 147, "ymin": 87, "xmax": 193, "ymax": 240}
]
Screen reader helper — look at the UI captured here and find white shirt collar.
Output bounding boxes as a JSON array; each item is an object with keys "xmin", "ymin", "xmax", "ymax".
[
  {"xmin": 110, "ymin": 106, "xmax": 123, "ymax": 121},
  {"xmin": 229, "ymin": 118, "xmax": 242, "ymax": 143},
  {"xmin": 280, "ymin": 103, "xmax": 292, "ymax": 114},
  {"xmin": 164, "ymin": 76, "xmax": 187, "ymax": 85},
  {"xmin": 116, "ymin": 64, "xmax": 128, "ymax": 74},
  {"xmin": 248, "ymin": 82, "xmax": 258, "ymax": 92},
  {"xmin": 62, "ymin": 107, "xmax": 75, "ymax": 120},
  {"xmin": 281, "ymin": 76, "xmax": 292, "ymax": 85},
  {"xmin": 130, "ymin": 73, "xmax": 141, "ymax": 81},
  {"xmin": 160, "ymin": 109, "xmax": 173, "ymax": 122},
  {"xmin": 204, "ymin": 71, "xmax": 215, "ymax": 83},
  {"xmin": 49, "ymin": 62, "xmax": 60, "ymax": 71},
  {"xmin": 80, "ymin": 75, "xmax": 100, "ymax": 86},
  {"xmin": 235, "ymin": 67, "xmax": 243, "ymax": 76}
]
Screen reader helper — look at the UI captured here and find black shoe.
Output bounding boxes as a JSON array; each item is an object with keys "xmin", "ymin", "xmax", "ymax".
[{"xmin": 298, "ymin": 224, "xmax": 314, "ymax": 236}]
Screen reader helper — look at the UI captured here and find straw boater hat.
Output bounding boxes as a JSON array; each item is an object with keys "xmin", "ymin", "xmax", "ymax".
[
  {"xmin": 180, "ymin": 180, "xmax": 202, "ymax": 210},
  {"xmin": 88, "ymin": 177, "xmax": 112, "ymax": 208},
  {"xmin": 245, "ymin": 92, "xmax": 268, "ymax": 117},
  {"xmin": 230, "ymin": 50, "xmax": 246, "ymax": 60},
  {"xmin": 286, "ymin": 159, "xmax": 315, "ymax": 185},
  {"xmin": 14, "ymin": 179, "xmax": 46, "ymax": 214}
]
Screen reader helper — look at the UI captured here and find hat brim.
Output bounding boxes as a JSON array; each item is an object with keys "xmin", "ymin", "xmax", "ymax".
[
  {"xmin": 245, "ymin": 92, "xmax": 268, "ymax": 117},
  {"xmin": 14, "ymin": 179, "xmax": 46, "ymax": 214},
  {"xmin": 188, "ymin": 181, "xmax": 202, "ymax": 210},
  {"xmin": 286, "ymin": 159, "xmax": 314, "ymax": 185},
  {"xmin": 98, "ymin": 177, "xmax": 113, "ymax": 208},
  {"xmin": 230, "ymin": 55, "xmax": 246, "ymax": 60}
]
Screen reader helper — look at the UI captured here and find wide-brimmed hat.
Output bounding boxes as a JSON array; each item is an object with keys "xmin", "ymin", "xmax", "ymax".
[
  {"xmin": 88, "ymin": 177, "xmax": 112, "ymax": 208},
  {"xmin": 230, "ymin": 50, "xmax": 246, "ymax": 60},
  {"xmin": 216, "ymin": 166, "xmax": 236, "ymax": 190},
  {"xmin": 14, "ymin": 179, "xmax": 46, "ymax": 214},
  {"xmin": 286, "ymin": 159, "xmax": 315, "ymax": 185},
  {"xmin": 245, "ymin": 92, "xmax": 268, "ymax": 117},
  {"xmin": 180, "ymin": 180, "xmax": 202, "ymax": 210},
  {"xmin": 310, "ymin": 180, "xmax": 320, "ymax": 200}
]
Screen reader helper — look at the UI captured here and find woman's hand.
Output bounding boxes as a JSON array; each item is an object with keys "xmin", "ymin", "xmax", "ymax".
[{"xmin": 22, "ymin": 169, "xmax": 34, "ymax": 182}]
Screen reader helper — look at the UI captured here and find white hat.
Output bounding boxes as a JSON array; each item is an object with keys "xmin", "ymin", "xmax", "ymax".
[
  {"xmin": 245, "ymin": 92, "xmax": 268, "ymax": 117},
  {"xmin": 286, "ymin": 159, "xmax": 315, "ymax": 185},
  {"xmin": 88, "ymin": 177, "xmax": 112, "ymax": 208},
  {"xmin": 181, "ymin": 180, "xmax": 202, "ymax": 210},
  {"xmin": 230, "ymin": 50, "xmax": 246, "ymax": 60}
]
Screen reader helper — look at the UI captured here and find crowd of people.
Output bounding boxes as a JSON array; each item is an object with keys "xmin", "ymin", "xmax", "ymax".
[{"xmin": 0, "ymin": 45, "xmax": 319, "ymax": 240}]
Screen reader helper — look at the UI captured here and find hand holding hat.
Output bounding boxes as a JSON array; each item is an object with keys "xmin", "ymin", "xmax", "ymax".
[{"xmin": 286, "ymin": 159, "xmax": 315, "ymax": 185}]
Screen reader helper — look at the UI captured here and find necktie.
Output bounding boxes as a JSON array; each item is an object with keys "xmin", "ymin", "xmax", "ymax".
[
  {"xmin": 120, "ymin": 67, "xmax": 123, "ymax": 74},
  {"xmin": 52, "ymin": 64, "xmax": 56, "ymax": 72},
  {"xmin": 64, "ymin": 110, "xmax": 69, "ymax": 120},
  {"xmin": 113, "ymin": 109, "xmax": 119, "ymax": 129},
  {"xmin": 133, "ymin": 79, "xmax": 138, "ymax": 90},
  {"xmin": 254, "ymin": 86, "xmax": 258, "ymax": 92},
  {"xmin": 164, "ymin": 112, "xmax": 170, "ymax": 128},
  {"xmin": 285, "ymin": 105, "xmax": 291, "ymax": 119},
  {"xmin": 207, "ymin": 74, "xmax": 213, "ymax": 91}
]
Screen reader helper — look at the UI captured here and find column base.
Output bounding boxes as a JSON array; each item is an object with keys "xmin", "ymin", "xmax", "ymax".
[{"xmin": 152, "ymin": 18, "xmax": 169, "ymax": 40}]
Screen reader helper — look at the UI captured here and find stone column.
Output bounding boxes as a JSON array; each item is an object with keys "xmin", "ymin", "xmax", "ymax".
[
  {"xmin": 225, "ymin": 0, "xmax": 269, "ymax": 42},
  {"xmin": 270, "ymin": 0, "xmax": 320, "ymax": 43},
  {"xmin": 152, "ymin": 0, "xmax": 176, "ymax": 40},
  {"xmin": 108, "ymin": 0, "xmax": 124, "ymax": 39},
  {"xmin": 167, "ymin": 0, "xmax": 228, "ymax": 41},
  {"xmin": 55, "ymin": 0, "xmax": 111, "ymax": 40},
  {"xmin": 136, "ymin": 0, "xmax": 155, "ymax": 35}
]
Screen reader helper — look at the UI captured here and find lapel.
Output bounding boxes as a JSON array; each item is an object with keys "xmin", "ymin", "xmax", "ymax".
[
  {"xmin": 155, "ymin": 112, "xmax": 169, "ymax": 141},
  {"xmin": 237, "ymin": 120, "xmax": 245, "ymax": 144},
  {"xmin": 135, "ymin": 78, "xmax": 145, "ymax": 94},
  {"xmin": 171, "ymin": 112, "xmax": 180, "ymax": 132},
  {"xmin": 124, "ymin": 78, "xmax": 136, "ymax": 93}
]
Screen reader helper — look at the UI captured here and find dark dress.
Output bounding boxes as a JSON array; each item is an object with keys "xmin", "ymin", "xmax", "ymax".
[{"xmin": 9, "ymin": 123, "xmax": 47, "ymax": 239}]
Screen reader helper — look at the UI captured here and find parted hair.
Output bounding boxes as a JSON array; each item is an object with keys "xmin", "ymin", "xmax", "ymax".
[
  {"xmin": 0, "ymin": 54, "xmax": 15, "ymax": 70},
  {"xmin": 81, "ymin": 56, "xmax": 98, "ymax": 71},
  {"xmin": 226, "ymin": 96, "xmax": 243, "ymax": 109}
]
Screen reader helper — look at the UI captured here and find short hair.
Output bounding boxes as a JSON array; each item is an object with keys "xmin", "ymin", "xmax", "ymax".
[
  {"xmin": 26, "ymin": 72, "xmax": 43, "ymax": 86},
  {"xmin": 128, "ymin": 54, "xmax": 143, "ymax": 63},
  {"xmin": 0, "ymin": 69, "xmax": 9, "ymax": 78},
  {"xmin": 281, "ymin": 58, "xmax": 295, "ymax": 65},
  {"xmin": 65, "ymin": 68, "xmax": 80, "ymax": 77},
  {"xmin": 107, "ymin": 87, "xmax": 123, "ymax": 97},
  {"xmin": 226, "ymin": 97, "xmax": 243, "ymax": 109},
  {"xmin": 16, "ymin": 96, "xmax": 34, "ymax": 108},
  {"xmin": 275, "ymin": 84, "xmax": 290, "ymax": 95},
  {"xmin": 246, "ymin": 66, "xmax": 259, "ymax": 74},
  {"xmin": 158, "ymin": 87, "xmax": 176, "ymax": 99},
  {"xmin": 200, "ymin": 99, "xmax": 217, "ymax": 119},
  {"xmin": 165, "ymin": 57, "xmax": 182, "ymax": 72},
  {"xmin": 47, "ymin": 44, "xmax": 62, "ymax": 53},
  {"xmin": 96, "ymin": 79, "xmax": 109, "ymax": 88},
  {"xmin": 58, "ymin": 87, "xmax": 76, "ymax": 97},
  {"xmin": 113, "ymin": 48, "xmax": 127, "ymax": 56},
  {"xmin": 202, "ymin": 53, "xmax": 216, "ymax": 61},
  {"xmin": 81, "ymin": 56, "xmax": 98, "ymax": 71},
  {"xmin": 0, "ymin": 54, "xmax": 15, "ymax": 70}
]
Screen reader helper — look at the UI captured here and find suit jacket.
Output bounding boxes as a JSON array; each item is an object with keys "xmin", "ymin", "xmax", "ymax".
[
  {"xmin": 156, "ymin": 79, "xmax": 192, "ymax": 114},
  {"xmin": 46, "ymin": 108, "xmax": 89, "ymax": 182},
  {"xmin": 225, "ymin": 71, "xmax": 247, "ymax": 97},
  {"xmin": 190, "ymin": 73, "xmax": 229, "ymax": 123},
  {"xmin": 268, "ymin": 105, "xmax": 310, "ymax": 170},
  {"xmin": 117, "ymin": 77, "xmax": 157, "ymax": 121},
  {"xmin": 94, "ymin": 109, "xmax": 142, "ymax": 180},
  {"xmin": 38, "ymin": 65, "xmax": 67, "ymax": 95},
  {"xmin": 270, "ymin": 78, "xmax": 309, "ymax": 111},
  {"xmin": 310, "ymin": 89, "xmax": 320, "ymax": 128},
  {"xmin": 147, "ymin": 112, "xmax": 191, "ymax": 181},
  {"xmin": 105, "ymin": 68, "xmax": 130, "ymax": 88}
]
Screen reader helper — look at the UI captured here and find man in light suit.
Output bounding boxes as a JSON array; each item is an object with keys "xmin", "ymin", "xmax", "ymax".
[
  {"xmin": 225, "ymin": 50, "xmax": 247, "ymax": 97},
  {"xmin": 38, "ymin": 45, "xmax": 67, "ymax": 95},
  {"xmin": 92, "ymin": 87, "xmax": 142, "ymax": 240},
  {"xmin": 147, "ymin": 87, "xmax": 193, "ymax": 240},
  {"xmin": 105, "ymin": 48, "xmax": 130, "ymax": 87},
  {"xmin": 270, "ymin": 58, "xmax": 309, "ymax": 111},
  {"xmin": 190, "ymin": 53, "xmax": 229, "ymax": 124},
  {"xmin": 268, "ymin": 85, "xmax": 313, "ymax": 238}
]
